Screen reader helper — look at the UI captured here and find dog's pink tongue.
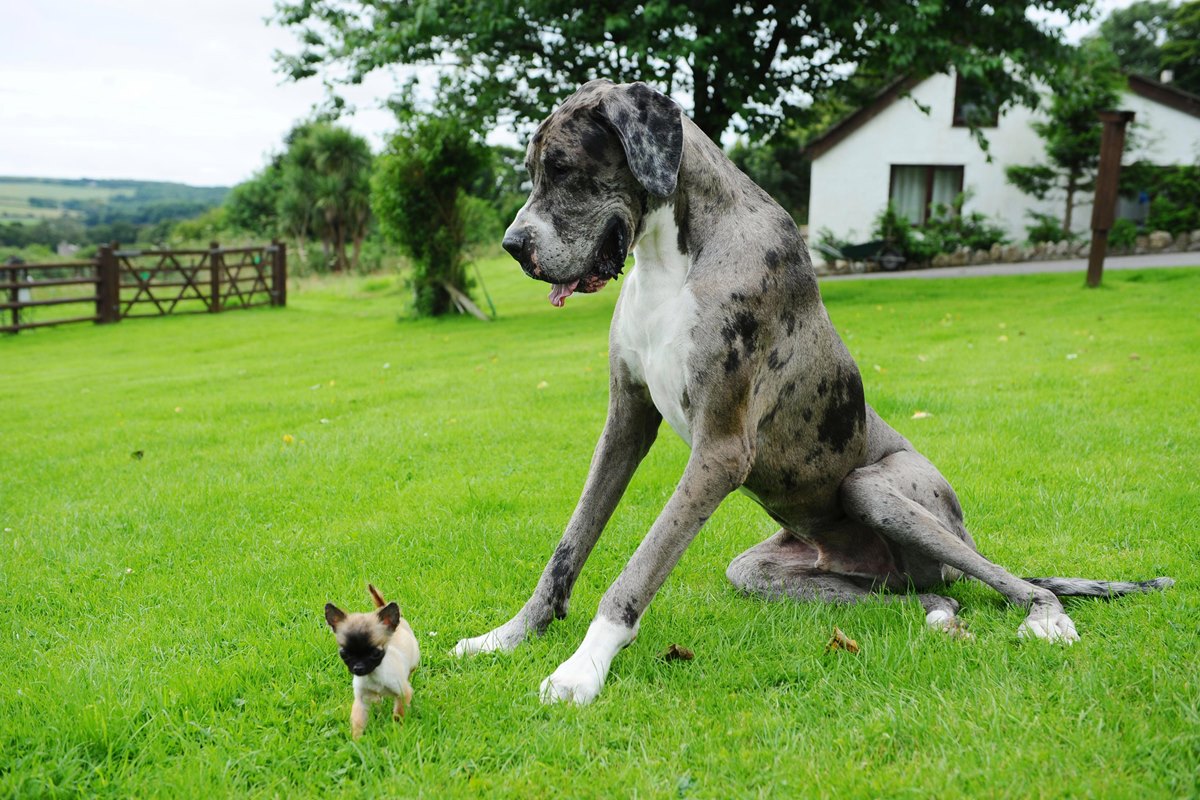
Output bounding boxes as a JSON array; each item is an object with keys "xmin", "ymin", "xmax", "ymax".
[{"xmin": 548, "ymin": 280, "xmax": 579, "ymax": 308}]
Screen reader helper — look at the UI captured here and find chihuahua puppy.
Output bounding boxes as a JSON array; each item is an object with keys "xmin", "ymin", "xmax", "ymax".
[{"xmin": 325, "ymin": 584, "xmax": 420, "ymax": 739}]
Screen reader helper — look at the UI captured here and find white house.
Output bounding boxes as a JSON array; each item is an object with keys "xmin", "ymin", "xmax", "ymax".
[{"xmin": 805, "ymin": 72, "xmax": 1200, "ymax": 252}]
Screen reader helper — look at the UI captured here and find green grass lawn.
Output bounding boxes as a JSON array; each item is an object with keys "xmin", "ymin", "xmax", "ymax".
[{"xmin": 2, "ymin": 258, "xmax": 1198, "ymax": 798}]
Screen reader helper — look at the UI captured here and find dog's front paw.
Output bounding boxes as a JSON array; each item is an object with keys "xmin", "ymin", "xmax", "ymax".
[
  {"xmin": 1018, "ymin": 608, "xmax": 1079, "ymax": 644},
  {"xmin": 539, "ymin": 656, "xmax": 605, "ymax": 706},
  {"xmin": 452, "ymin": 616, "xmax": 528, "ymax": 657}
]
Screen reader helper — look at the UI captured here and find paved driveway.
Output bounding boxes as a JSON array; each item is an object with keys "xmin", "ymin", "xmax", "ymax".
[{"xmin": 820, "ymin": 252, "xmax": 1199, "ymax": 281}]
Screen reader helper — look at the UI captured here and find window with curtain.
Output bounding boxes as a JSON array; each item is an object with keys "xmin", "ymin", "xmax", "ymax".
[{"xmin": 888, "ymin": 165, "xmax": 964, "ymax": 225}]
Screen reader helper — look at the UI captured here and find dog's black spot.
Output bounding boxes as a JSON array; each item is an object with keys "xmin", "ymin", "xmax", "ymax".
[
  {"xmin": 621, "ymin": 601, "xmax": 640, "ymax": 627},
  {"xmin": 767, "ymin": 348, "xmax": 791, "ymax": 371},
  {"xmin": 933, "ymin": 490, "xmax": 940, "ymax": 498},
  {"xmin": 783, "ymin": 380, "xmax": 797, "ymax": 397},
  {"xmin": 816, "ymin": 370, "xmax": 865, "ymax": 454},
  {"xmin": 680, "ymin": 389, "xmax": 691, "ymax": 412},
  {"xmin": 720, "ymin": 311, "xmax": 759, "ymax": 356},
  {"xmin": 802, "ymin": 408, "xmax": 813, "ymax": 423},
  {"xmin": 817, "ymin": 378, "xmax": 828, "ymax": 397},
  {"xmin": 673, "ymin": 194, "xmax": 690, "ymax": 255},
  {"xmin": 911, "ymin": 482, "xmax": 917, "ymax": 491},
  {"xmin": 783, "ymin": 310, "xmax": 797, "ymax": 336},
  {"xmin": 724, "ymin": 349, "xmax": 741, "ymax": 374},
  {"xmin": 547, "ymin": 543, "xmax": 576, "ymax": 618},
  {"xmin": 781, "ymin": 469, "xmax": 799, "ymax": 491},
  {"xmin": 765, "ymin": 249, "xmax": 781, "ymax": 271}
]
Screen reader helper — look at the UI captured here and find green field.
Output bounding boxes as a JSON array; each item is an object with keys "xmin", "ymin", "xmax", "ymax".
[
  {"xmin": 0, "ymin": 180, "xmax": 132, "ymax": 223},
  {"xmin": 1, "ymin": 259, "xmax": 1197, "ymax": 798}
]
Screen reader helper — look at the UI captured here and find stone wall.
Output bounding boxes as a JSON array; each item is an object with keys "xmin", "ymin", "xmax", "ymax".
[{"xmin": 816, "ymin": 229, "xmax": 1200, "ymax": 275}]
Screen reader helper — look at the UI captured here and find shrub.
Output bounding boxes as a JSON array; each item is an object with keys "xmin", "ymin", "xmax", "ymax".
[
  {"xmin": 1024, "ymin": 211, "xmax": 1069, "ymax": 244},
  {"xmin": 1108, "ymin": 217, "xmax": 1139, "ymax": 249},
  {"xmin": 1121, "ymin": 162, "xmax": 1200, "ymax": 235},
  {"xmin": 871, "ymin": 196, "xmax": 1008, "ymax": 264}
]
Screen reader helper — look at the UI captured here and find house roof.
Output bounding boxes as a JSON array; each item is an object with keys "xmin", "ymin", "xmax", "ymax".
[
  {"xmin": 1127, "ymin": 73, "xmax": 1200, "ymax": 120},
  {"xmin": 804, "ymin": 72, "xmax": 1200, "ymax": 161},
  {"xmin": 803, "ymin": 75, "xmax": 923, "ymax": 160}
]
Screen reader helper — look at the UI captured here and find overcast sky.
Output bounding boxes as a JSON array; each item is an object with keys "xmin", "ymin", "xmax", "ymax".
[{"xmin": 0, "ymin": 0, "xmax": 1139, "ymax": 188}]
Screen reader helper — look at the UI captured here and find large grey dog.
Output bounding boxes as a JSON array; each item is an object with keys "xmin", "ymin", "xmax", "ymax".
[{"xmin": 453, "ymin": 80, "xmax": 1172, "ymax": 704}]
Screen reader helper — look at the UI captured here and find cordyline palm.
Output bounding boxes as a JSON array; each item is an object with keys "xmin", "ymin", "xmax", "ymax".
[{"xmin": 311, "ymin": 127, "xmax": 373, "ymax": 272}]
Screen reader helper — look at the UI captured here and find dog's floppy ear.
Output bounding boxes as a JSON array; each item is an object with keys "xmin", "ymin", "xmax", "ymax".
[
  {"xmin": 377, "ymin": 601, "xmax": 401, "ymax": 631},
  {"xmin": 324, "ymin": 603, "xmax": 347, "ymax": 631},
  {"xmin": 598, "ymin": 82, "xmax": 684, "ymax": 198}
]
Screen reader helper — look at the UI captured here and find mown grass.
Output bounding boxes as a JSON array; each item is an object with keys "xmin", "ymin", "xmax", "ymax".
[{"xmin": 1, "ymin": 258, "xmax": 1197, "ymax": 798}]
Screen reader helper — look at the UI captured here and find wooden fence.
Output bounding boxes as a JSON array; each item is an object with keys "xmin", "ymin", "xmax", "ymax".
[{"xmin": 2, "ymin": 241, "xmax": 286, "ymax": 334}]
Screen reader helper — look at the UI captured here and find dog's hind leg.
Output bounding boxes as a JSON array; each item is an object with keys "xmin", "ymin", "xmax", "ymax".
[
  {"xmin": 454, "ymin": 371, "xmax": 662, "ymax": 657},
  {"xmin": 841, "ymin": 449, "xmax": 1078, "ymax": 643},
  {"xmin": 726, "ymin": 529, "xmax": 968, "ymax": 635}
]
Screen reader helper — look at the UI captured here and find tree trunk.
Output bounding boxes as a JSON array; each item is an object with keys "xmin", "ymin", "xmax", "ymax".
[
  {"xmin": 351, "ymin": 234, "xmax": 364, "ymax": 273},
  {"xmin": 1063, "ymin": 172, "xmax": 1077, "ymax": 235}
]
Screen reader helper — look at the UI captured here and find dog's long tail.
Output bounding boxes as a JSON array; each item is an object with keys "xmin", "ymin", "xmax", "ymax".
[
  {"xmin": 368, "ymin": 583, "xmax": 387, "ymax": 608},
  {"xmin": 1025, "ymin": 576, "xmax": 1174, "ymax": 597}
]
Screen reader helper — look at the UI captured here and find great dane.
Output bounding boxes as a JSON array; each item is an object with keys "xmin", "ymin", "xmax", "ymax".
[{"xmin": 454, "ymin": 80, "xmax": 1173, "ymax": 705}]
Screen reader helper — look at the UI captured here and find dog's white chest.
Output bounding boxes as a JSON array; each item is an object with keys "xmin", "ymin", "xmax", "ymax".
[{"xmin": 613, "ymin": 207, "xmax": 696, "ymax": 445}]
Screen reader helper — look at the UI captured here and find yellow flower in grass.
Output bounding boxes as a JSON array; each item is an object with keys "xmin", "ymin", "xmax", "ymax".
[{"xmin": 283, "ymin": 434, "xmax": 295, "ymax": 445}]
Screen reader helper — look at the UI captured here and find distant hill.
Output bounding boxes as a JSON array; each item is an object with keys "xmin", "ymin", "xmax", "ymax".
[{"xmin": 0, "ymin": 176, "xmax": 229, "ymax": 227}]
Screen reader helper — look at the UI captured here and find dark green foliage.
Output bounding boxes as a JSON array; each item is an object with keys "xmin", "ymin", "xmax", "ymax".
[
  {"xmin": 225, "ymin": 162, "xmax": 284, "ymax": 237},
  {"xmin": 1108, "ymin": 217, "xmax": 1140, "ymax": 248},
  {"xmin": 1088, "ymin": 1, "xmax": 1174, "ymax": 78},
  {"xmin": 371, "ymin": 115, "xmax": 489, "ymax": 316},
  {"xmin": 1024, "ymin": 211, "xmax": 1072, "ymax": 245},
  {"xmin": 729, "ymin": 133, "xmax": 810, "ymax": 224},
  {"xmin": 225, "ymin": 123, "xmax": 373, "ymax": 272},
  {"xmin": 872, "ymin": 198, "xmax": 1008, "ymax": 264},
  {"xmin": 1005, "ymin": 48, "xmax": 1124, "ymax": 234},
  {"xmin": 1162, "ymin": 1, "xmax": 1200, "ymax": 94},
  {"xmin": 274, "ymin": 0, "xmax": 1094, "ymax": 141},
  {"xmin": 1122, "ymin": 161, "xmax": 1200, "ymax": 234}
]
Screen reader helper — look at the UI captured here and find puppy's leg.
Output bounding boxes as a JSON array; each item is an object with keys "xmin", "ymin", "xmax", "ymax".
[
  {"xmin": 393, "ymin": 683, "xmax": 412, "ymax": 720},
  {"xmin": 455, "ymin": 374, "xmax": 661, "ymax": 657},
  {"xmin": 841, "ymin": 450, "xmax": 1077, "ymax": 642},
  {"xmin": 540, "ymin": 432, "xmax": 750, "ymax": 704},
  {"xmin": 350, "ymin": 697, "xmax": 369, "ymax": 739}
]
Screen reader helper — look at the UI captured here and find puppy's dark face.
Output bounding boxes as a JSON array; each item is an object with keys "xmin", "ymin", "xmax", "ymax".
[{"xmin": 325, "ymin": 602, "xmax": 400, "ymax": 677}]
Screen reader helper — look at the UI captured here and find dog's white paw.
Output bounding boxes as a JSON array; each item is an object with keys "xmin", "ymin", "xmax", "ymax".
[
  {"xmin": 926, "ymin": 609, "xmax": 973, "ymax": 639},
  {"xmin": 1017, "ymin": 608, "xmax": 1080, "ymax": 644},
  {"xmin": 539, "ymin": 656, "xmax": 606, "ymax": 705},
  {"xmin": 452, "ymin": 617, "xmax": 527, "ymax": 657}
]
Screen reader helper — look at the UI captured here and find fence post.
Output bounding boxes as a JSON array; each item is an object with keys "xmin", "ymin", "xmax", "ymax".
[
  {"xmin": 1086, "ymin": 110, "xmax": 1135, "ymax": 289},
  {"xmin": 96, "ymin": 244, "xmax": 120, "ymax": 323},
  {"xmin": 4, "ymin": 256, "xmax": 23, "ymax": 332},
  {"xmin": 271, "ymin": 239, "xmax": 287, "ymax": 307},
  {"xmin": 209, "ymin": 241, "xmax": 222, "ymax": 313}
]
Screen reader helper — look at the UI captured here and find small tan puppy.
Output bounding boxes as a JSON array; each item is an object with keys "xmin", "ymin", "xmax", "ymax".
[{"xmin": 324, "ymin": 584, "xmax": 420, "ymax": 739}]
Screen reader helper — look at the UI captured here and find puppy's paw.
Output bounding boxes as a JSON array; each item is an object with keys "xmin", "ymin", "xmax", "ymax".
[
  {"xmin": 452, "ymin": 617, "xmax": 527, "ymax": 657},
  {"xmin": 1018, "ymin": 608, "xmax": 1079, "ymax": 644},
  {"xmin": 539, "ymin": 657, "xmax": 605, "ymax": 706}
]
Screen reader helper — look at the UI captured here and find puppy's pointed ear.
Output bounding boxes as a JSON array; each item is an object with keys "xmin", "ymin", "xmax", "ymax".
[
  {"xmin": 324, "ymin": 603, "xmax": 347, "ymax": 631},
  {"xmin": 377, "ymin": 601, "xmax": 400, "ymax": 631},
  {"xmin": 598, "ymin": 82, "xmax": 684, "ymax": 198}
]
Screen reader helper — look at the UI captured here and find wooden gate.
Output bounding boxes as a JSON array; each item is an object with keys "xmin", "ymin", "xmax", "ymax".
[{"xmin": 2, "ymin": 241, "xmax": 286, "ymax": 334}]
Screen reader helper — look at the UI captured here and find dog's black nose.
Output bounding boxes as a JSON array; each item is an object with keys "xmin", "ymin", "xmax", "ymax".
[{"xmin": 502, "ymin": 229, "xmax": 531, "ymax": 263}]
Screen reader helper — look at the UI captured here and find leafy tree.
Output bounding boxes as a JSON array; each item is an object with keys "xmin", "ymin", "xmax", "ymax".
[
  {"xmin": 273, "ymin": 0, "xmax": 1095, "ymax": 141},
  {"xmin": 1162, "ymin": 1, "xmax": 1200, "ymax": 94},
  {"xmin": 308, "ymin": 125, "xmax": 374, "ymax": 272},
  {"xmin": 225, "ymin": 161, "xmax": 283, "ymax": 237},
  {"xmin": 1088, "ymin": 1, "xmax": 1174, "ymax": 78},
  {"xmin": 371, "ymin": 115, "xmax": 489, "ymax": 317},
  {"xmin": 1005, "ymin": 48, "xmax": 1125, "ymax": 236},
  {"xmin": 268, "ymin": 123, "xmax": 374, "ymax": 272},
  {"xmin": 729, "ymin": 130, "xmax": 810, "ymax": 224}
]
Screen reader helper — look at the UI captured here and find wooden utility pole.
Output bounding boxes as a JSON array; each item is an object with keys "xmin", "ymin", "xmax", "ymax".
[{"xmin": 1086, "ymin": 110, "xmax": 1135, "ymax": 288}]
